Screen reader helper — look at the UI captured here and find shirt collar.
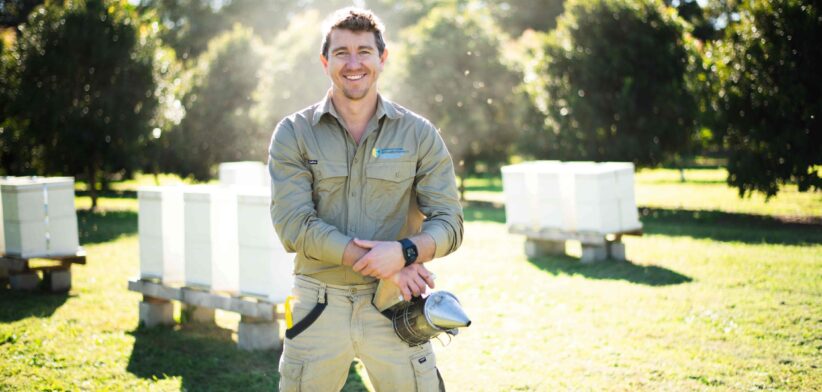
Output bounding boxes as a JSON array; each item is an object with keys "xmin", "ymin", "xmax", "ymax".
[{"xmin": 311, "ymin": 91, "xmax": 403, "ymax": 126}]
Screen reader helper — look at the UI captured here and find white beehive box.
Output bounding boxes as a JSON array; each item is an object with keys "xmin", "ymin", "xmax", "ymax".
[
  {"xmin": 184, "ymin": 185, "xmax": 239, "ymax": 292},
  {"xmin": 219, "ymin": 161, "xmax": 270, "ymax": 188},
  {"xmin": 236, "ymin": 187, "xmax": 293, "ymax": 302},
  {"xmin": 558, "ymin": 162, "xmax": 640, "ymax": 234},
  {"xmin": 43, "ymin": 179, "xmax": 80, "ymax": 255},
  {"xmin": 138, "ymin": 186, "xmax": 185, "ymax": 283},
  {"xmin": 530, "ymin": 161, "xmax": 564, "ymax": 230},
  {"xmin": 0, "ymin": 177, "xmax": 79, "ymax": 257},
  {"xmin": 602, "ymin": 162, "xmax": 641, "ymax": 229},
  {"xmin": 501, "ymin": 163, "xmax": 536, "ymax": 230}
]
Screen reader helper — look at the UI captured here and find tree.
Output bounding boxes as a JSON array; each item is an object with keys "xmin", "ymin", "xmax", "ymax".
[
  {"xmin": 711, "ymin": 0, "xmax": 821, "ymax": 198},
  {"xmin": 526, "ymin": 0, "xmax": 698, "ymax": 167},
  {"xmin": 166, "ymin": 24, "xmax": 265, "ymax": 180},
  {"xmin": 489, "ymin": 0, "xmax": 565, "ymax": 36},
  {"xmin": 253, "ymin": 10, "xmax": 328, "ymax": 137},
  {"xmin": 12, "ymin": 0, "xmax": 157, "ymax": 208},
  {"xmin": 0, "ymin": 0, "xmax": 44, "ymax": 28},
  {"xmin": 387, "ymin": 4, "xmax": 522, "ymax": 198}
]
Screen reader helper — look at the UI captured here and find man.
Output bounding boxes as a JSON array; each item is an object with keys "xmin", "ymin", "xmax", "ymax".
[{"xmin": 268, "ymin": 7, "xmax": 463, "ymax": 392}]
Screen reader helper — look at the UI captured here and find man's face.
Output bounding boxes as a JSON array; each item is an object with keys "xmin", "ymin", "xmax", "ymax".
[{"xmin": 321, "ymin": 28, "xmax": 387, "ymax": 101}]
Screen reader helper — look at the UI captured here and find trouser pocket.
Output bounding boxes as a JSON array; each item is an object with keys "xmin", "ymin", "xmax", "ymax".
[
  {"xmin": 279, "ymin": 355, "xmax": 304, "ymax": 392},
  {"xmin": 286, "ymin": 285, "xmax": 327, "ymax": 340},
  {"xmin": 411, "ymin": 349, "xmax": 445, "ymax": 392}
]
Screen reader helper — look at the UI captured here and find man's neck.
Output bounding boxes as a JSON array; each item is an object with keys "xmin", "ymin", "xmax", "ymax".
[{"xmin": 329, "ymin": 89, "xmax": 379, "ymax": 144}]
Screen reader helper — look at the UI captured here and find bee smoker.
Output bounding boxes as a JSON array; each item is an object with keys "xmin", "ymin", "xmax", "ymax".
[{"xmin": 374, "ymin": 281, "xmax": 471, "ymax": 346}]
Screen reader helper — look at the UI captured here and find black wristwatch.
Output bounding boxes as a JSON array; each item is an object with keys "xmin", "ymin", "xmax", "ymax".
[{"xmin": 398, "ymin": 238, "xmax": 418, "ymax": 267}]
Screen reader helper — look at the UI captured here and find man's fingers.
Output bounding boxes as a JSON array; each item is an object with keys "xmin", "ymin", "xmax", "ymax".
[
  {"xmin": 351, "ymin": 255, "xmax": 368, "ymax": 272},
  {"xmin": 420, "ymin": 270, "xmax": 435, "ymax": 289},
  {"xmin": 400, "ymin": 282, "xmax": 412, "ymax": 301},
  {"xmin": 353, "ymin": 238, "xmax": 375, "ymax": 249}
]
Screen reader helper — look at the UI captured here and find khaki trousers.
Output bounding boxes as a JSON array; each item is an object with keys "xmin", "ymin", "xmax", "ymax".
[{"xmin": 279, "ymin": 275, "xmax": 444, "ymax": 392}]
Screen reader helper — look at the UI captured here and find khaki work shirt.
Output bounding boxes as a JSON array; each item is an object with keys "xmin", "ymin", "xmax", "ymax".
[{"xmin": 268, "ymin": 94, "xmax": 464, "ymax": 285}]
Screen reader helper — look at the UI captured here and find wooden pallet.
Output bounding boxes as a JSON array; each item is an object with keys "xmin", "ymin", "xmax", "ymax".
[
  {"xmin": 0, "ymin": 249, "xmax": 86, "ymax": 292},
  {"xmin": 509, "ymin": 225, "xmax": 643, "ymax": 263},
  {"xmin": 127, "ymin": 278, "xmax": 284, "ymax": 351}
]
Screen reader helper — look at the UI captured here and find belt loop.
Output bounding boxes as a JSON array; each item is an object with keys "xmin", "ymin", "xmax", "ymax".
[{"xmin": 317, "ymin": 285, "xmax": 327, "ymax": 304}]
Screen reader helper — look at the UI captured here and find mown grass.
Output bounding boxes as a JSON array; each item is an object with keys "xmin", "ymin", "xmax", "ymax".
[{"xmin": 1, "ymin": 169, "xmax": 820, "ymax": 391}]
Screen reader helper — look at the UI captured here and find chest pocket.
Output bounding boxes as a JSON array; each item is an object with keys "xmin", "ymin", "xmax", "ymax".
[
  {"xmin": 312, "ymin": 162, "xmax": 348, "ymax": 216},
  {"xmin": 364, "ymin": 161, "xmax": 416, "ymax": 220}
]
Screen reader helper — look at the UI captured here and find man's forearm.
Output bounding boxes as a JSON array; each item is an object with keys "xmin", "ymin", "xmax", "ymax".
[
  {"xmin": 409, "ymin": 232, "xmax": 436, "ymax": 263},
  {"xmin": 342, "ymin": 240, "xmax": 369, "ymax": 267}
]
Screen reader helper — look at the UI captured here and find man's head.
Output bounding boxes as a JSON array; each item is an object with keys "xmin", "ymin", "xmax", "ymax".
[
  {"xmin": 320, "ymin": 8, "xmax": 388, "ymax": 101},
  {"xmin": 321, "ymin": 7, "xmax": 386, "ymax": 59}
]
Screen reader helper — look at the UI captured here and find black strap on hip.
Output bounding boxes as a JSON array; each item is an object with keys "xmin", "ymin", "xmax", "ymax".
[{"xmin": 285, "ymin": 291, "xmax": 328, "ymax": 340}]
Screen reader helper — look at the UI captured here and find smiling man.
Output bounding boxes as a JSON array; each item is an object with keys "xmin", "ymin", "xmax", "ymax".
[{"xmin": 268, "ymin": 7, "xmax": 463, "ymax": 392}]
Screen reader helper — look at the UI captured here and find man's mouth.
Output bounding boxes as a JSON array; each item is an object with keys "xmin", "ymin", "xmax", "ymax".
[{"xmin": 344, "ymin": 73, "xmax": 366, "ymax": 81}]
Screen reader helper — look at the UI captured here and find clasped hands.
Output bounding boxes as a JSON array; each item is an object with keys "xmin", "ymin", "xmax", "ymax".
[{"xmin": 350, "ymin": 238, "xmax": 434, "ymax": 301}]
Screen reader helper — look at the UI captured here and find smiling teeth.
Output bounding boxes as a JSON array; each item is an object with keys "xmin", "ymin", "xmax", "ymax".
[{"xmin": 345, "ymin": 74, "xmax": 365, "ymax": 80}]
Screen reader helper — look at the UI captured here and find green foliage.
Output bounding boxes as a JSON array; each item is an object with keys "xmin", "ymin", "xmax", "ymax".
[
  {"xmin": 10, "ymin": 0, "xmax": 157, "ymax": 205},
  {"xmin": 526, "ymin": 0, "xmax": 698, "ymax": 167},
  {"xmin": 0, "ymin": 0, "xmax": 44, "ymax": 27},
  {"xmin": 388, "ymin": 4, "xmax": 522, "ymax": 180},
  {"xmin": 490, "ymin": 0, "xmax": 565, "ymax": 35},
  {"xmin": 253, "ymin": 10, "xmax": 327, "ymax": 136},
  {"xmin": 710, "ymin": 0, "xmax": 821, "ymax": 198},
  {"xmin": 167, "ymin": 24, "xmax": 265, "ymax": 180}
]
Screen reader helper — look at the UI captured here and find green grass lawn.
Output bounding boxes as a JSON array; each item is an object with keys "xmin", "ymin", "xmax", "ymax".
[{"xmin": 1, "ymin": 169, "xmax": 820, "ymax": 390}]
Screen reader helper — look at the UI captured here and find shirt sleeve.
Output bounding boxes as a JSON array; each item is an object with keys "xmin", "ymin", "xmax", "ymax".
[
  {"xmin": 415, "ymin": 121, "xmax": 464, "ymax": 258},
  {"xmin": 268, "ymin": 119, "xmax": 351, "ymax": 265}
]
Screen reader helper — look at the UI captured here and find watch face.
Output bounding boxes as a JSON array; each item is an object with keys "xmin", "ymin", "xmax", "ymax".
[{"xmin": 406, "ymin": 247, "xmax": 417, "ymax": 259}]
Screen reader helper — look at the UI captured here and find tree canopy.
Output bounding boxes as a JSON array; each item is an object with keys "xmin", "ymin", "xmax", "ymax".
[
  {"xmin": 710, "ymin": 0, "xmax": 821, "ymax": 197},
  {"xmin": 10, "ymin": 0, "xmax": 157, "ymax": 207},
  {"xmin": 388, "ymin": 4, "xmax": 522, "ymax": 194},
  {"xmin": 525, "ymin": 0, "xmax": 698, "ymax": 167}
]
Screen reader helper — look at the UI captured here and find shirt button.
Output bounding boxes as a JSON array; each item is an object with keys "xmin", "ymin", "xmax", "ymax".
[{"xmin": 395, "ymin": 172, "xmax": 400, "ymax": 178}]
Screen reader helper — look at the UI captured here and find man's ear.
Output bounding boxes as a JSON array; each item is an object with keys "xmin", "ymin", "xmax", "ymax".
[
  {"xmin": 320, "ymin": 53, "xmax": 329, "ymax": 75},
  {"xmin": 380, "ymin": 48, "xmax": 389, "ymax": 66}
]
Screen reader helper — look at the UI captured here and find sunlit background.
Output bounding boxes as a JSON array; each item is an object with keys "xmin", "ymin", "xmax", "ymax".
[{"xmin": 0, "ymin": 1, "xmax": 819, "ymax": 391}]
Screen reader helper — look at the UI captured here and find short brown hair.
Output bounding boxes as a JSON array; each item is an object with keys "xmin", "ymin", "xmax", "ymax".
[{"xmin": 321, "ymin": 7, "xmax": 386, "ymax": 58}]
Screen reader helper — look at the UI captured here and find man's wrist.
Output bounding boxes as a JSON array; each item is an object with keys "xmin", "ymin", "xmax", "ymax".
[{"xmin": 398, "ymin": 238, "xmax": 418, "ymax": 267}]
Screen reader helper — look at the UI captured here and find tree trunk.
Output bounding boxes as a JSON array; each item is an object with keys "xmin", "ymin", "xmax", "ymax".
[
  {"xmin": 86, "ymin": 164, "xmax": 98, "ymax": 211},
  {"xmin": 679, "ymin": 167, "xmax": 686, "ymax": 183},
  {"xmin": 458, "ymin": 172, "xmax": 466, "ymax": 202}
]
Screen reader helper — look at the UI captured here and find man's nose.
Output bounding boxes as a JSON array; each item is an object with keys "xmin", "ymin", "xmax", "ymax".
[{"xmin": 346, "ymin": 54, "xmax": 363, "ymax": 68}]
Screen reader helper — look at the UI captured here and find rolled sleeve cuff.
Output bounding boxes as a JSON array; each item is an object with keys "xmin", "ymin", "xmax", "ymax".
[
  {"xmin": 422, "ymin": 221, "xmax": 452, "ymax": 259},
  {"xmin": 322, "ymin": 231, "xmax": 352, "ymax": 265}
]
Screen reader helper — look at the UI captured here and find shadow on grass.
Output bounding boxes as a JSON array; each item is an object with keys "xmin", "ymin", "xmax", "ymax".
[
  {"xmin": 126, "ymin": 324, "xmax": 369, "ymax": 391},
  {"xmin": 640, "ymin": 207, "xmax": 822, "ymax": 246},
  {"xmin": 75, "ymin": 189, "xmax": 137, "ymax": 199},
  {"xmin": 0, "ymin": 289, "xmax": 72, "ymax": 322},
  {"xmin": 528, "ymin": 255, "xmax": 692, "ymax": 286},
  {"xmin": 77, "ymin": 209, "xmax": 137, "ymax": 244}
]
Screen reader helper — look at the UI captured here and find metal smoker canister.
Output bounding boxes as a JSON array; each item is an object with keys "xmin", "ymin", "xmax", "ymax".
[{"xmin": 392, "ymin": 291, "xmax": 472, "ymax": 346}]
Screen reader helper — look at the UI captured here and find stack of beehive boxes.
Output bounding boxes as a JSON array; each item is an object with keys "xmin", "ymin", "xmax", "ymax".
[
  {"xmin": 183, "ymin": 185, "xmax": 239, "ymax": 292},
  {"xmin": 236, "ymin": 187, "xmax": 293, "ymax": 303},
  {"xmin": 138, "ymin": 177, "xmax": 293, "ymax": 301},
  {"xmin": 0, "ymin": 177, "xmax": 80, "ymax": 257},
  {"xmin": 501, "ymin": 161, "xmax": 641, "ymax": 235},
  {"xmin": 138, "ymin": 186, "xmax": 185, "ymax": 284}
]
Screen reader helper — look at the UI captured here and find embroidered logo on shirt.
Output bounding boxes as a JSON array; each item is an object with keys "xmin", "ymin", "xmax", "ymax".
[
  {"xmin": 372, "ymin": 147, "xmax": 407, "ymax": 159},
  {"xmin": 307, "ymin": 160, "xmax": 318, "ymax": 165}
]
